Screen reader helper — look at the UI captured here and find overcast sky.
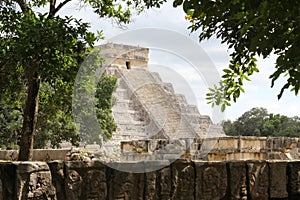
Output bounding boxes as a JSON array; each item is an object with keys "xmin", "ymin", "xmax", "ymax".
[{"xmin": 61, "ymin": 1, "xmax": 300, "ymax": 123}]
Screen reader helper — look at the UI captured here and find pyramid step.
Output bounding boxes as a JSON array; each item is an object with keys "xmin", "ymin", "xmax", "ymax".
[
  {"xmin": 113, "ymin": 88, "xmax": 129, "ymax": 99},
  {"xmin": 113, "ymin": 111, "xmax": 146, "ymax": 122},
  {"xmin": 111, "ymin": 133, "xmax": 148, "ymax": 141},
  {"xmin": 176, "ymin": 94, "xmax": 188, "ymax": 105},
  {"xmin": 112, "ymin": 100, "xmax": 134, "ymax": 110},
  {"xmin": 150, "ymin": 71, "xmax": 163, "ymax": 83}
]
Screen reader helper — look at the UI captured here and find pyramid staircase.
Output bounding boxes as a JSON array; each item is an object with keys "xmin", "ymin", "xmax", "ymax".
[{"xmin": 102, "ymin": 65, "xmax": 225, "ymax": 159}]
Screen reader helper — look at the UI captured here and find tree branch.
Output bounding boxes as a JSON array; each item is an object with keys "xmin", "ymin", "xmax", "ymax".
[
  {"xmin": 47, "ymin": 0, "xmax": 72, "ymax": 19},
  {"xmin": 15, "ymin": 0, "xmax": 29, "ymax": 13},
  {"xmin": 49, "ymin": 0, "xmax": 56, "ymax": 17}
]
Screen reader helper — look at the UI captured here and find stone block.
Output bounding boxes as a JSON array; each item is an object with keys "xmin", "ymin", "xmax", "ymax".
[
  {"xmin": 158, "ymin": 167, "xmax": 171, "ymax": 200},
  {"xmin": 195, "ymin": 161, "xmax": 227, "ymax": 200},
  {"xmin": 201, "ymin": 139, "xmax": 218, "ymax": 151},
  {"xmin": 240, "ymin": 138, "xmax": 261, "ymax": 151},
  {"xmin": 162, "ymin": 153, "xmax": 180, "ymax": 161},
  {"xmin": 14, "ymin": 162, "xmax": 56, "ymax": 200},
  {"xmin": 284, "ymin": 138, "xmax": 298, "ymax": 148},
  {"xmin": 143, "ymin": 160, "xmax": 170, "ymax": 173},
  {"xmin": 218, "ymin": 138, "xmax": 239, "ymax": 150},
  {"xmin": 247, "ymin": 161, "xmax": 269, "ymax": 200},
  {"xmin": 15, "ymin": 161, "xmax": 49, "ymax": 173},
  {"xmin": 259, "ymin": 138, "xmax": 267, "ymax": 149},
  {"xmin": 0, "ymin": 150, "xmax": 18, "ymax": 161},
  {"xmin": 108, "ymin": 168, "xmax": 144, "ymax": 200},
  {"xmin": 269, "ymin": 161, "xmax": 288, "ymax": 199},
  {"xmin": 107, "ymin": 161, "xmax": 145, "ymax": 173},
  {"xmin": 0, "ymin": 162, "xmax": 16, "ymax": 199},
  {"xmin": 144, "ymin": 172, "xmax": 158, "ymax": 200},
  {"xmin": 207, "ymin": 152, "xmax": 227, "ymax": 161},
  {"xmin": 48, "ymin": 161, "xmax": 65, "ymax": 200},
  {"xmin": 65, "ymin": 161, "xmax": 107, "ymax": 200},
  {"xmin": 32, "ymin": 149, "xmax": 69, "ymax": 161},
  {"xmin": 0, "ymin": 169, "xmax": 2, "ymax": 200},
  {"xmin": 288, "ymin": 161, "xmax": 300, "ymax": 199},
  {"xmin": 271, "ymin": 137, "xmax": 285, "ymax": 150},
  {"xmin": 121, "ymin": 140, "xmax": 148, "ymax": 153},
  {"xmin": 228, "ymin": 161, "xmax": 247, "ymax": 200},
  {"xmin": 239, "ymin": 152, "xmax": 262, "ymax": 160},
  {"xmin": 171, "ymin": 159, "xmax": 195, "ymax": 200}
]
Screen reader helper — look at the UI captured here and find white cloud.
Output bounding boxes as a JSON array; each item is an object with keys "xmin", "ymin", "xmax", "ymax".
[{"xmin": 61, "ymin": 1, "xmax": 299, "ymax": 122}]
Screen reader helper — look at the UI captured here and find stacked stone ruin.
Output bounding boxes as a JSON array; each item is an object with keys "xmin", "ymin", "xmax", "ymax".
[
  {"xmin": 2, "ymin": 160, "xmax": 300, "ymax": 199},
  {"xmin": 99, "ymin": 43, "xmax": 225, "ymax": 161}
]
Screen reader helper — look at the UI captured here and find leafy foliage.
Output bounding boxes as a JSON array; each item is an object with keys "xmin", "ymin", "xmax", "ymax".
[
  {"xmin": 0, "ymin": 0, "xmax": 166, "ymax": 159},
  {"xmin": 222, "ymin": 107, "xmax": 300, "ymax": 137},
  {"xmin": 0, "ymin": 5, "xmax": 94, "ymax": 152},
  {"xmin": 174, "ymin": 0, "xmax": 300, "ymax": 110},
  {"xmin": 76, "ymin": 73, "xmax": 118, "ymax": 145},
  {"xmin": 0, "ymin": 98, "xmax": 23, "ymax": 150},
  {"xmin": 95, "ymin": 75, "xmax": 117, "ymax": 140}
]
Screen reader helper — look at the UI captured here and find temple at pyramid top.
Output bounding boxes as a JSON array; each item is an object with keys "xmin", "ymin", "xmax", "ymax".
[{"xmin": 99, "ymin": 43, "xmax": 149, "ymax": 69}]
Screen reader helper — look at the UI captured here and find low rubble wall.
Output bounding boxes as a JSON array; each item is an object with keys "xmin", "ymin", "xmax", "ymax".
[
  {"xmin": 0, "ymin": 149, "xmax": 70, "ymax": 161},
  {"xmin": 1, "ymin": 159, "xmax": 300, "ymax": 199},
  {"xmin": 121, "ymin": 136, "xmax": 300, "ymax": 161}
]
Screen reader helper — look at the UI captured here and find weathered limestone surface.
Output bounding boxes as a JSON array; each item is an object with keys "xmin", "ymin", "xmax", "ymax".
[
  {"xmin": 0, "ymin": 149, "xmax": 70, "ymax": 161},
  {"xmin": 144, "ymin": 171, "xmax": 158, "ymax": 200},
  {"xmin": 3, "ymin": 160, "xmax": 300, "ymax": 199},
  {"xmin": 0, "ymin": 162, "xmax": 15, "ymax": 199},
  {"xmin": 228, "ymin": 161, "xmax": 247, "ymax": 200},
  {"xmin": 195, "ymin": 161, "xmax": 227, "ymax": 200},
  {"xmin": 159, "ymin": 166, "xmax": 172, "ymax": 200},
  {"xmin": 48, "ymin": 161, "xmax": 65, "ymax": 200},
  {"xmin": 288, "ymin": 161, "xmax": 300, "ymax": 199},
  {"xmin": 108, "ymin": 164, "xmax": 144, "ymax": 200},
  {"xmin": 171, "ymin": 160, "xmax": 194, "ymax": 200},
  {"xmin": 15, "ymin": 162, "xmax": 56, "ymax": 200},
  {"xmin": 269, "ymin": 161, "xmax": 288, "ymax": 199},
  {"xmin": 64, "ymin": 161, "xmax": 108, "ymax": 200},
  {"xmin": 247, "ymin": 161, "xmax": 269, "ymax": 200}
]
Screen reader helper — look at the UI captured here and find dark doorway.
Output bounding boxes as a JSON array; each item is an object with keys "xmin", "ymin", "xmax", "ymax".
[{"xmin": 126, "ymin": 61, "xmax": 131, "ymax": 69}]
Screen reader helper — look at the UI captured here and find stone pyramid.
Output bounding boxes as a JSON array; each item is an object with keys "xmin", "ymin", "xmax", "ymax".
[{"xmin": 99, "ymin": 43, "xmax": 225, "ymax": 161}]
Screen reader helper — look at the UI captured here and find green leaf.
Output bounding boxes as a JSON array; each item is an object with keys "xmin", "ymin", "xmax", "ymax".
[
  {"xmin": 221, "ymin": 104, "xmax": 226, "ymax": 112},
  {"xmin": 223, "ymin": 69, "xmax": 232, "ymax": 74},
  {"xmin": 173, "ymin": 0, "xmax": 183, "ymax": 7}
]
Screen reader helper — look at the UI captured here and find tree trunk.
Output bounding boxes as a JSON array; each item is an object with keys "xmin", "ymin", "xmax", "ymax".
[{"xmin": 18, "ymin": 73, "xmax": 41, "ymax": 161}]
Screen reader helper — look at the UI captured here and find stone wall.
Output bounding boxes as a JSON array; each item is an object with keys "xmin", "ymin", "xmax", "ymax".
[
  {"xmin": 1, "ymin": 159, "xmax": 300, "ymax": 199},
  {"xmin": 193, "ymin": 136, "xmax": 300, "ymax": 161},
  {"xmin": 0, "ymin": 149, "xmax": 70, "ymax": 161},
  {"xmin": 120, "ymin": 136, "xmax": 300, "ymax": 161}
]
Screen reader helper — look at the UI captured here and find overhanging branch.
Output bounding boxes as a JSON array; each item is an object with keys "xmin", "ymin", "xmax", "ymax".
[{"xmin": 48, "ymin": 0, "xmax": 72, "ymax": 18}]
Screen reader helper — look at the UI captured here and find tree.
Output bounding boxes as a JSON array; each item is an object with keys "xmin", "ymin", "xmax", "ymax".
[
  {"xmin": 0, "ymin": 73, "xmax": 117, "ymax": 149},
  {"xmin": 173, "ymin": 0, "xmax": 300, "ymax": 110},
  {"xmin": 265, "ymin": 114, "xmax": 300, "ymax": 137},
  {"xmin": 223, "ymin": 107, "xmax": 300, "ymax": 137},
  {"xmin": 0, "ymin": 0, "xmax": 165, "ymax": 160},
  {"xmin": 95, "ymin": 75, "xmax": 117, "ymax": 141},
  {"xmin": 223, "ymin": 107, "xmax": 268, "ymax": 136},
  {"xmin": 75, "ymin": 74, "xmax": 117, "ymax": 145},
  {"xmin": 222, "ymin": 119, "xmax": 238, "ymax": 136}
]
